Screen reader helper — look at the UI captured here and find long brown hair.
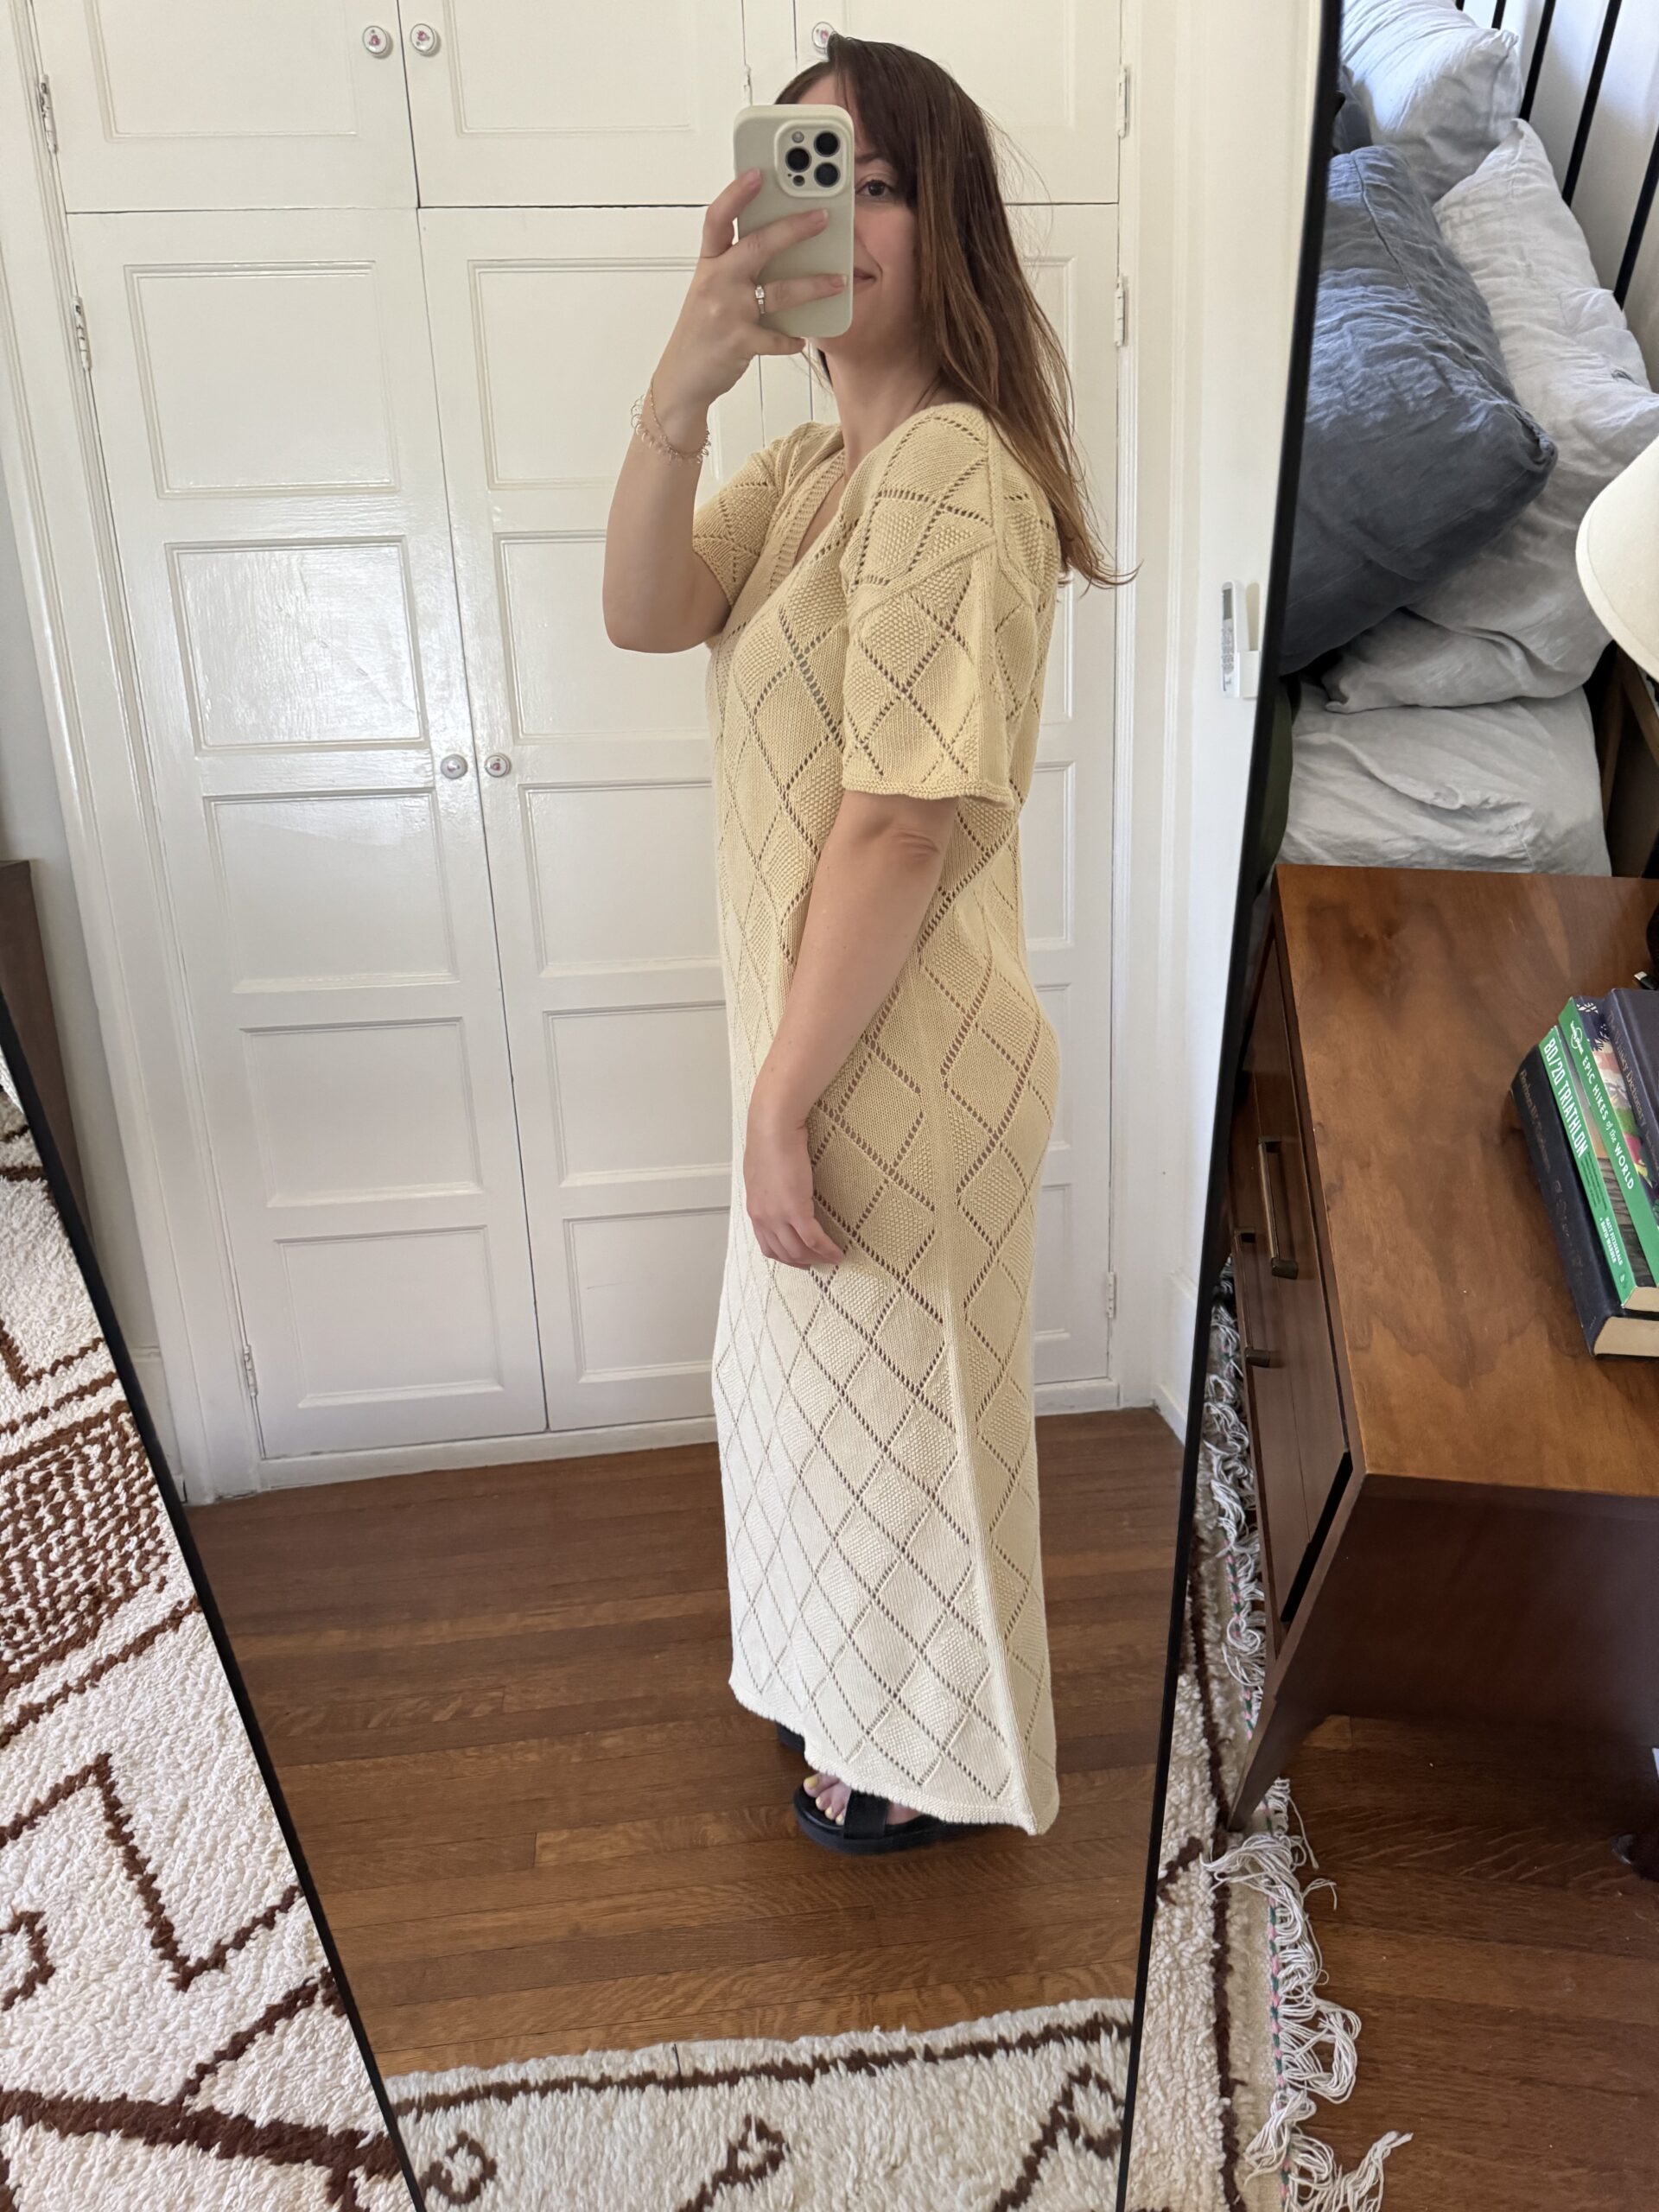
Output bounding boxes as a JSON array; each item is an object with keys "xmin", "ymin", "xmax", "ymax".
[{"xmin": 777, "ymin": 34, "xmax": 1120, "ymax": 591}]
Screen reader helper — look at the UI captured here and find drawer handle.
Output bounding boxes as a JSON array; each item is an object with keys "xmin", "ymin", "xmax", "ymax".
[
  {"xmin": 1258, "ymin": 1137, "xmax": 1299, "ymax": 1280},
  {"xmin": 1242, "ymin": 1344, "xmax": 1272, "ymax": 1368}
]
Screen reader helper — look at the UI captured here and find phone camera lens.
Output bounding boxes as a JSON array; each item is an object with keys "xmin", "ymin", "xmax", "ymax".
[
  {"xmin": 812, "ymin": 130, "xmax": 840, "ymax": 156},
  {"xmin": 785, "ymin": 145, "xmax": 810, "ymax": 173},
  {"xmin": 814, "ymin": 161, "xmax": 839, "ymax": 188}
]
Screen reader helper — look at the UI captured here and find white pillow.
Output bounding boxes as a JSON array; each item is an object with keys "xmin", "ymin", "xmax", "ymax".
[
  {"xmin": 1341, "ymin": 0, "xmax": 1522, "ymax": 200},
  {"xmin": 1281, "ymin": 687, "xmax": 1611, "ymax": 877},
  {"xmin": 1323, "ymin": 122, "xmax": 1659, "ymax": 713}
]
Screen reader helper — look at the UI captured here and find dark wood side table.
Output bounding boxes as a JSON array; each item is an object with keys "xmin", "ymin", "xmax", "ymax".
[{"xmin": 1226, "ymin": 863, "xmax": 1659, "ymax": 1826}]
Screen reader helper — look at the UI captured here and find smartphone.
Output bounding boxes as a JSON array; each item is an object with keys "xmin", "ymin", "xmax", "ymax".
[{"xmin": 734, "ymin": 104, "xmax": 856, "ymax": 340}]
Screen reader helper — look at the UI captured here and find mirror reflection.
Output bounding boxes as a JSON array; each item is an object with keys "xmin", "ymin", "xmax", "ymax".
[
  {"xmin": 0, "ymin": 5, "xmax": 1274, "ymax": 2202},
  {"xmin": 1125, "ymin": 2, "xmax": 1659, "ymax": 2208}
]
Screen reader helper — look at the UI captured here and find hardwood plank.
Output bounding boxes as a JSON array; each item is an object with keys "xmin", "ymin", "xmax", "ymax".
[{"xmin": 1280, "ymin": 1715, "xmax": 1659, "ymax": 2212}]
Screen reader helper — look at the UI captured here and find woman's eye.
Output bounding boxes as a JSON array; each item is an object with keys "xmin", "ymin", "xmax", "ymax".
[{"xmin": 858, "ymin": 178, "xmax": 893, "ymax": 201}]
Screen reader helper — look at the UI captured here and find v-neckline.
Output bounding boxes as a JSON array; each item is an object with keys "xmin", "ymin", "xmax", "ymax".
[
  {"xmin": 779, "ymin": 438, "xmax": 851, "ymax": 583},
  {"xmin": 721, "ymin": 401, "xmax": 976, "ymax": 640}
]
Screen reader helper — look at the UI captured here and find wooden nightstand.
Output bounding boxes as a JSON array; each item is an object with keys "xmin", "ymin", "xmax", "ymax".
[{"xmin": 1226, "ymin": 863, "xmax": 1659, "ymax": 1824}]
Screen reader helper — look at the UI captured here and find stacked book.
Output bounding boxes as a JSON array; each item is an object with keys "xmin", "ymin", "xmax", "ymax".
[{"xmin": 1512, "ymin": 988, "xmax": 1659, "ymax": 1357}]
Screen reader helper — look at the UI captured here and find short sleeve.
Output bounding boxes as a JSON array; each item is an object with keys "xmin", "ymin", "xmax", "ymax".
[
  {"xmin": 690, "ymin": 424, "xmax": 816, "ymax": 611},
  {"xmin": 839, "ymin": 537, "xmax": 1023, "ymax": 807},
  {"xmin": 836, "ymin": 407, "xmax": 1057, "ymax": 810}
]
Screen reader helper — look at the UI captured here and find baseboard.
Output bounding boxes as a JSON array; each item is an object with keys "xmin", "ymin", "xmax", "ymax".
[
  {"xmin": 230, "ymin": 1375, "xmax": 1128, "ymax": 1496},
  {"xmin": 1154, "ymin": 1376, "xmax": 1188, "ymax": 1442},
  {"xmin": 1156, "ymin": 1268, "xmax": 1199, "ymax": 1441}
]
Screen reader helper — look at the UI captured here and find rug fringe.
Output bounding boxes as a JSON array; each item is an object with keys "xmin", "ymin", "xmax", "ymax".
[{"xmin": 1197, "ymin": 1283, "xmax": 1410, "ymax": 2211}]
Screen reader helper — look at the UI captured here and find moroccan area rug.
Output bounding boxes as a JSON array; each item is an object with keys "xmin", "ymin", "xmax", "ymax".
[
  {"xmin": 1126, "ymin": 1283, "xmax": 1408, "ymax": 2212},
  {"xmin": 0, "ymin": 1050, "xmax": 413, "ymax": 2209},
  {"xmin": 391, "ymin": 1999, "xmax": 1128, "ymax": 2211}
]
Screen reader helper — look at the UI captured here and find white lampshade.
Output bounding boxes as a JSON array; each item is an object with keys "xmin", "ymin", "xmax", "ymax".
[{"xmin": 1577, "ymin": 434, "xmax": 1659, "ymax": 679}]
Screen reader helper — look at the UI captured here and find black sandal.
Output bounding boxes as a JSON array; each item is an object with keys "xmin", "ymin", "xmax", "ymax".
[
  {"xmin": 792, "ymin": 1782, "xmax": 973, "ymax": 1856},
  {"xmin": 775, "ymin": 1721, "xmax": 805, "ymax": 1755}
]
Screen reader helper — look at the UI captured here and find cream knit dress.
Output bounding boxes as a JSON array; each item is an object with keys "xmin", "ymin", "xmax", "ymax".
[{"xmin": 692, "ymin": 400, "xmax": 1064, "ymax": 1834}]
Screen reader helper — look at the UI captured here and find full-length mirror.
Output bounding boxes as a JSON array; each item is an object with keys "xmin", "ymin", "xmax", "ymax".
[
  {"xmin": 1123, "ymin": 2, "xmax": 1659, "ymax": 2207},
  {"xmin": 0, "ymin": 0, "xmax": 1324, "ymax": 2200}
]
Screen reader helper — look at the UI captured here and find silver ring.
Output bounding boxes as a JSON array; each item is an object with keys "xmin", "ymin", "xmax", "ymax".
[{"xmin": 753, "ymin": 281, "xmax": 767, "ymax": 316}]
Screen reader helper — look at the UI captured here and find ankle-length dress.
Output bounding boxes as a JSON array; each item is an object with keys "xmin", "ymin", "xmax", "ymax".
[{"xmin": 691, "ymin": 401, "xmax": 1064, "ymax": 1833}]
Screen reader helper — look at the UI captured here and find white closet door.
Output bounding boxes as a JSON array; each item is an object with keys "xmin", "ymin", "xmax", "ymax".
[
  {"xmin": 1017, "ymin": 202, "xmax": 1118, "ymax": 1389},
  {"xmin": 35, "ymin": 3, "xmax": 417, "ymax": 211},
  {"xmin": 395, "ymin": 1, "xmax": 748, "ymax": 206},
  {"xmin": 67, "ymin": 209, "xmax": 546, "ymax": 1458},
  {"xmin": 744, "ymin": 1, "xmax": 1120, "ymax": 203},
  {"xmin": 420, "ymin": 206, "xmax": 766, "ymax": 1433}
]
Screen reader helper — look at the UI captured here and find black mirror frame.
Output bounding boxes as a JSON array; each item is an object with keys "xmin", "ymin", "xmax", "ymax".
[
  {"xmin": 1114, "ymin": 4, "xmax": 1344, "ymax": 2199},
  {"xmin": 0, "ymin": 978, "xmax": 429, "ymax": 2212}
]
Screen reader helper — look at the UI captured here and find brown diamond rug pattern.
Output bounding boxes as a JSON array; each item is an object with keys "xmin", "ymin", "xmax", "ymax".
[
  {"xmin": 391, "ymin": 1998, "xmax": 1128, "ymax": 2211},
  {"xmin": 0, "ymin": 1065, "xmax": 412, "ymax": 2209}
]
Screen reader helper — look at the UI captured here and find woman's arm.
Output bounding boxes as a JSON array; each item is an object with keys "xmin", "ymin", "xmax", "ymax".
[
  {"xmin": 743, "ymin": 791, "xmax": 959, "ymax": 1268},
  {"xmin": 603, "ymin": 396, "xmax": 729, "ymax": 654},
  {"xmin": 602, "ymin": 174, "xmax": 846, "ymax": 654}
]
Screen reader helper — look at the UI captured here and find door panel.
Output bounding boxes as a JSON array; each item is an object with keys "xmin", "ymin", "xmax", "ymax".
[
  {"xmin": 1018, "ymin": 203, "xmax": 1118, "ymax": 1384},
  {"xmin": 35, "ymin": 2, "xmax": 417, "ymax": 211},
  {"xmin": 68, "ymin": 208, "xmax": 547, "ymax": 1457},
  {"xmin": 419, "ymin": 206, "xmax": 766, "ymax": 1432},
  {"xmin": 396, "ymin": 0, "xmax": 749, "ymax": 206}
]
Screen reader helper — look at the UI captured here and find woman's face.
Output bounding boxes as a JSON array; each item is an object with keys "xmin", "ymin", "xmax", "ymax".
[{"xmin": 799, "ymin": 78, "xmax": 922, "ymax": 368}]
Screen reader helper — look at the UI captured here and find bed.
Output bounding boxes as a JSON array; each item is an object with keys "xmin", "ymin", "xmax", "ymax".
[{"xmin": 1272, "ymin": 0, "xmax": 1659, "ymax": 880}]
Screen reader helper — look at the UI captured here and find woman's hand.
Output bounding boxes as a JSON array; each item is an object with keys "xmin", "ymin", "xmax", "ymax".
[
  {"xmin": 743, "ymin": 1090, "xmax": 845, "ymax": 1269},
  {"xmin": 650, "ymin": 172, "xmax": 848, "ymax": 445}
]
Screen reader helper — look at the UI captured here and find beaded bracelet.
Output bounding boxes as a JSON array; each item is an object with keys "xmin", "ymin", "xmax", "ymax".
[{"xmin": 630, "ymin": 382, "xmax": 711, "ymax": 467}]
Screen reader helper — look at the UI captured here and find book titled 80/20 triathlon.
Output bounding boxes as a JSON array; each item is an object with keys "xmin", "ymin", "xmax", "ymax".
[{"xmin": 1512, "ymin": 987, "xmax": 1659, "ymax": 1357}]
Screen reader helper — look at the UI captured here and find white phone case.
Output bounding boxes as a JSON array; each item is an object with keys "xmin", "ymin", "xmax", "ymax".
[{"xmin": 733, "ymin": 103, "xmax": 856, "ymax": 340}]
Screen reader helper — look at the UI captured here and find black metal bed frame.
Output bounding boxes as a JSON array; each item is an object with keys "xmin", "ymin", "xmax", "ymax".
[{"xmin": 1454, "ymin": 0, "xmax": 1658, "ymax": 304}]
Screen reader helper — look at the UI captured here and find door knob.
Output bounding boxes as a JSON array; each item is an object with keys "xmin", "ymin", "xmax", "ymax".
[
  {"xmin": 484, "ymin": 753, "xmax": 512, "ymax": 779},
  {"xmin": 409, "ymin": 22, "xmax": 441, "ymax": 53},
  {"xmin": 362, "ymin": 24, "xmax": 393, "ymax": 54},
  {"xmin": 439, "ymin": 753, "xmax": 470, "ymax": 779}
]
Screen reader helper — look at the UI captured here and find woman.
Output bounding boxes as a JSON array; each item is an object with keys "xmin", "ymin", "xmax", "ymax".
[{"xmin": 603, "ymin": 35, "xmax": 1115, "ymax": 1855}]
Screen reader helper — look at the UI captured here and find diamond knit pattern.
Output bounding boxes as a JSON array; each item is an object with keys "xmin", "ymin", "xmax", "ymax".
[{"xmin": 693, "ymin": 403, "xmax": 1064, "ymax": 1832}]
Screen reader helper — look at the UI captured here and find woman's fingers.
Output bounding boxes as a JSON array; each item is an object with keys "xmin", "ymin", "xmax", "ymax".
[
  {"xmin": 730, "ymin": 204, "xmax": 833, "ymax": 276},
  {"xmin": 753, "ymin": 1211, "xmax": 843, "ymax": 1268},
  {"xmin": 760, "ymin": 270, "xmax": 848, "ymax": 314},
  {"xmin": 700, "ymin": 168, "xmax": 763, "ymax": 257}
]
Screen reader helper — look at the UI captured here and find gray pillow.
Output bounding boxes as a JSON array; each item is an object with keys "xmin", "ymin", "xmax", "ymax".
[
  {"xmin": 1333, "ymin": 63, "xmax": 1373, "ymax": 156},
  {"xmin": 1322, "ymin": 122, "xmax": 1659, "ymax": 710},
  {"xmin": 1281, "ymin": 146, "xmax": 1555, "ymax": 672}
]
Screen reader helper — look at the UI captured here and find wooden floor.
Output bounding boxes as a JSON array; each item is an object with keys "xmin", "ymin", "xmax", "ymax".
[
  {"xmin": 188, "ymin": 1408, "xmax": 1180, "ymax": 2078},
  {"xmin": 1283, "ymin": 1713, "xmax": 1659, "ymax": 2212}
]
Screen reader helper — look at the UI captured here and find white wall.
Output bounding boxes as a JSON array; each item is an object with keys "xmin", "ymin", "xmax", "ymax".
[
  {"xmin": 1113, "ymin": 0, "xmax": 1324, "ymax": 1433},
  {"xmin": 0, "ymin": 476, "xmax": 175, "ymax": 1452}
]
